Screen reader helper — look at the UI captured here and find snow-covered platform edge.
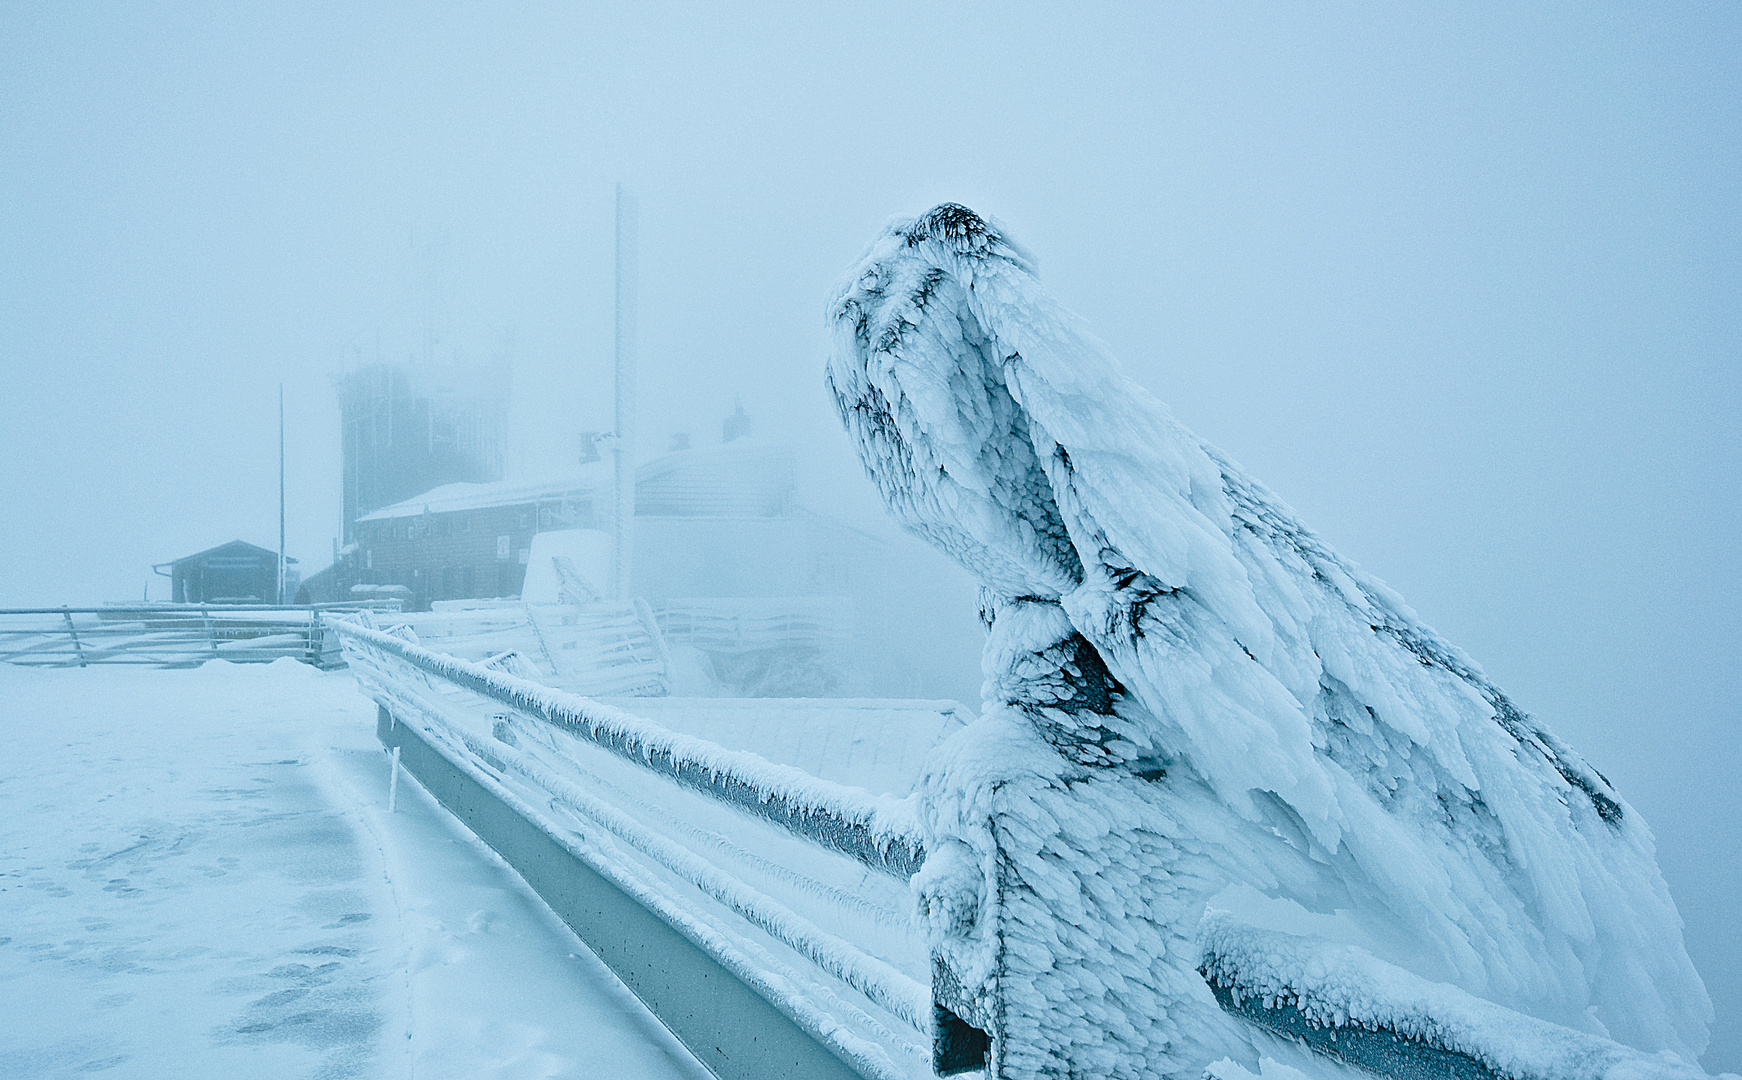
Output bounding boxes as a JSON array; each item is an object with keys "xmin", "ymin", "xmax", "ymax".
[{"xmin": 373, "ymin": 703, "xmax": 881, "ymax": 1080}]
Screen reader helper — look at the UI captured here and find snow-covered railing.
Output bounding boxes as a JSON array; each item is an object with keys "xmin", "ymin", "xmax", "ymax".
[
  {"xmin": 1198, "ymin": 913, "xmax": 1710, "ymax": 1080},
  {"xmin": 0, "ymin": 603, "xmax": 398, "ymax": 669},
  {"xmin": 653, "ymin": 595, "xmax": 852, "ymax": 655},
  {"xmin": 905, "ymin": 716, "xmax": 1721, "ymax": 1080},
  {"xmin": 524, "ymin": 598, "xmax": 672, "ymax": 697},
  {"xmin": 334, "ymin": 616, "xmax": 1722, "ymax": 1080},
  {"xmin": 330, "ymin": 618, "xmax": 922, "ymax": 877},
  {"xmin": 334, "ymin": 615, "xmax": 938, "ymax": 1079}
]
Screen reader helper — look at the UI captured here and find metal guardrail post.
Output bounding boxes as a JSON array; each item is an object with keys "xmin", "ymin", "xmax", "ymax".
[{"xmin": 60, "ymin": 606, "xmax": 86, "ymax": 668}]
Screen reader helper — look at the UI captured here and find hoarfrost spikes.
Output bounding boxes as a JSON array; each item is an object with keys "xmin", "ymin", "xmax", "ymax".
[{"xmin": 827, "ymin": 204, "xmax": 1713, "ymax": 1071}]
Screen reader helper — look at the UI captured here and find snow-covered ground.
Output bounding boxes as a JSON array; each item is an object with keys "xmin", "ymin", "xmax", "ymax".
[{"xmin": 0, "ymin": 660, "xmax": 711, "ymax": 1080}]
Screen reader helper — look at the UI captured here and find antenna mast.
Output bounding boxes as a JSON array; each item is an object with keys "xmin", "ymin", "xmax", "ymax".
[
  {"xmin": 278, "ymin": 383, "xmax": 287, "ymax": 605},
  {"xmin": 611, "ymin": 184, "xmax": 637, "ymax": 603}
]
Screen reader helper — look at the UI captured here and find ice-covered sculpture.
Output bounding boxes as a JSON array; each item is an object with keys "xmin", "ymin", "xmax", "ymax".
[{"xmin": 826, "ymin": 205, "xmax": 1711, "ymax": 1077}]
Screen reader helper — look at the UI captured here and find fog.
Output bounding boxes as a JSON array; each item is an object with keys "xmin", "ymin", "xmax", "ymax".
[{"xmin": 3, "ymin": 3, "xmax": 1737, "ymax": 1069}]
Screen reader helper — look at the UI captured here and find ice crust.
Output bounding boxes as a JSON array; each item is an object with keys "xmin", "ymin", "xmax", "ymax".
[
  {"xmin": 1199, "ymin": 911, "xmax": 1711, "ymax": 1080},
  {"xmin": 827, "ymin": 204, "xmax": 1714, "ymax": 1075},
  {"xmin": 332, "ymin": 618, "xmax": 924, "ymax": 870}
]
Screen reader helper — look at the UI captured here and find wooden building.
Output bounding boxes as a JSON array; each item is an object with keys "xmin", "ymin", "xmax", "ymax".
[{"xmin": 153, "ymin": 541, "xmax": 298, "ymax": 605}]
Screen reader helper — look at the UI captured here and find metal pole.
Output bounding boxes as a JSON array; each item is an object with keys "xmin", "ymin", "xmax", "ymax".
[
  {"xmin": 279, "ymin": 383, "xmax": 287, "ymax": 606},
  {"xmin": 612, "ymin": 184, "xmax": 637, "ymax": 603},
  {"xmin": 61, "ymin": 606, "xmax": 86, "ymax": 668}
]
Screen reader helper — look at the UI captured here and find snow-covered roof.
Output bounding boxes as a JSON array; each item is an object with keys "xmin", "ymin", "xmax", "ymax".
[
  {"xmin": 355, "ymin": 464, "xmax": 610, "ymax": 521},
  {"xmin": 355, "ymin": 439, "xmax": 796, "ymax": 522},
  {"xmin": 152, "ymin": 539, "xmax": 298, "ymax": 571},
  {"xmin": 635, "ymin": 438, "xmax": 794, "ymax": 518}
]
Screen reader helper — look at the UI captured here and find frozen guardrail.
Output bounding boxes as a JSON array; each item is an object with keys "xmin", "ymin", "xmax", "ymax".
[
  {"xmin": 1198, "ymin": 913, "xmax": 1713, "ymax": 1080},
  {"xmin": 331, "ymin": 618, "xmax": 922, "ymax": 877},
  {"xmin": 331, "ymin": 617, "xmax": 1722, "ymax": 1080},
  {"xmin": 0, "ymin": 603, "xmax": 400, "ymax": 669},
  {"xmin": 332, "ymin": 616, "xmax": 937, "ymax": 1080}
]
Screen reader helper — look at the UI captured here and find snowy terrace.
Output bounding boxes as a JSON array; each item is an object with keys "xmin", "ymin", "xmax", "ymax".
[
  {"xmin": 0, "ymin": 660, "xmax": 711, "ymax": 1080},
  {"xmin": 2, "ymin": 618, "xmax": 1729, "ymax": 1080}
]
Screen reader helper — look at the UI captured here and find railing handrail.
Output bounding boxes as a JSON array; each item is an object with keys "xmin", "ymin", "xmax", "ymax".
[
  {"xmin": 331, "ymin": 617, "xmax": 926, "ymax": 877},
  {"xmin": 0, "ymin": 602, "xmax": 402, "ymax": 616},
  {"xmin": 333, "ymin": 615, "xmax": 1696, "ymax": 1080},
  {"xmin": 0, "ymin": 605, "xmax": 356, "ymax": 670},
  {"xmin": 1197, "ymin": 911, "xmax": 1709, "ymax": 1080}
]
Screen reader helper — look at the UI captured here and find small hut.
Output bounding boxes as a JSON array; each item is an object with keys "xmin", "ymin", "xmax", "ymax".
[{"xmin": 153, "ymin": 541, "xmax": 297, "ymax": 605}]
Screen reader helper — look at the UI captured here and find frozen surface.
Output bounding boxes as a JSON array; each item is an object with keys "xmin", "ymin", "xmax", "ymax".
[
  {"xmin": 827, "ymin": 205, "xmax": 1717, "ymax": 1074},
  {"xmin": 1200, "ymin": 911, "xmax": 1719, "ymax": 1080},
  {"xmin": 0, "ymin": 660, "xmax": 710, "ymax": 1080},
  {"xmin": 598, "ymin": 696, "xmax": 971, "ymax": 796}
]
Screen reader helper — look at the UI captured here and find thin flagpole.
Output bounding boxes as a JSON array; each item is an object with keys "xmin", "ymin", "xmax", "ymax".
[
  {"xmin": 279, "ymin": 383, "xmax": 286, "ymax": 605},
  {"xmin": 612, "ymin": 184, "xmax": 637, "ymax": 603}
]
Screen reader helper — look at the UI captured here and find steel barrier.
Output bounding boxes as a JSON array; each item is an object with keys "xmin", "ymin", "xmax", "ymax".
[
  {"xmin": 0, "ymin": 603, "xmax": 402, "ymax": 669},
  {"xmin": 330, "ymin": 616, "xmax": 1713, "ymax": 1080}
]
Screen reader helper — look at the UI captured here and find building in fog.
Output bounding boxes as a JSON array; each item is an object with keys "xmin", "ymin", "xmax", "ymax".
[
  {"xmin": 154, "ymin": 541, "xmax": 298, "ymax": 604},
  {"xmin": 337, "ymin": 360, "xmax": 509, "ymax": 543},
  {"xmin": 296, "ymin": 430, "xmax": 979, "ymax": 700},
  {"xmin": 303, "ymin": 439, "xmax": 859, "ymax": 607}
]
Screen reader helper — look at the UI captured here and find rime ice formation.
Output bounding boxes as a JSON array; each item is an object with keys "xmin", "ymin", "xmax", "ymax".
[{"xmin": 826, "ymin": 204, "xmax": 1712, "ymax": 1075}]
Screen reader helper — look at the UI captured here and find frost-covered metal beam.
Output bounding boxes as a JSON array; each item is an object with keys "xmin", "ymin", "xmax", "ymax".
[
  {"xmin": 341, "ymin": 620, "xmax": 947, "ymax": 1077},
  {"xmin": 1197, "ymin": 914, "xmax": 1711, "ymax": 1080},
  {"xmin": 336, "ymin": 614, "xmax": 1711, "ymax": 1080},
  {"xmin": 375, "ymin": 705, "xmax": 878, "ymax": 1080},
  {"xmin": 330, "ymin": 619, "xmax": 924, "ymax": 877},
  {"xmin": 1209, "ymin": 984, "xmax": 1500, "ymax": 1080},
  {"xmin": 0, "ymin": 605, "xmax": 361, "ymax": 668}
]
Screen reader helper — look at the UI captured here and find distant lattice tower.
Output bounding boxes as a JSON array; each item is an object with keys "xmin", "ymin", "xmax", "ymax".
[{"xmin": 336, "ymin": 358, "xmax": 509, "ymax": 543}]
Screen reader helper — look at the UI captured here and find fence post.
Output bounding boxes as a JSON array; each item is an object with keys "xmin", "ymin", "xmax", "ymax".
[
  {"xmin": 915, "ymin": 712, "xmax": 1252, "ymax": 1078},
  {"xmin": 61, "ymin": 606, "xmax": 86, "ymax": 668}
]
